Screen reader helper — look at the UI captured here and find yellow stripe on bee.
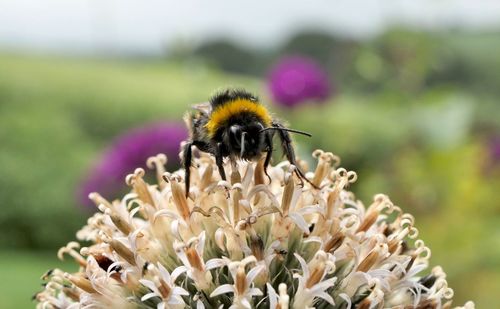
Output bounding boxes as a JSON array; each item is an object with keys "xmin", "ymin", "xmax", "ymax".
[{"xmin": 206, "ymin": 99, "xmax": 272, "ymax": 137}]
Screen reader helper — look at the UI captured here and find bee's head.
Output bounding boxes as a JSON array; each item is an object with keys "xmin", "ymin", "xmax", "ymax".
[{"xmin": 227, "ymin": 122, "xmax": 265, "ymax": 159}]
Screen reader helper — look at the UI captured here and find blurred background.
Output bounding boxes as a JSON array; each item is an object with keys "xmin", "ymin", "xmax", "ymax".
[{"xmin": 1, "ymin": 0, "xmax": 499, "ymax": 308}]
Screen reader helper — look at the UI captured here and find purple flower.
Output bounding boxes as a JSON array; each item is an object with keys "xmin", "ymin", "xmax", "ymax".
[
  {"xmin": 267, "ymin": 56, "xmax": 332, "ymax": 108},
  {"xmin": 490, "ymin": 136, "xmax": 500, "ymax": 164},
  {"xmin": 78, "ymin": 122, "xmax": 187, "ymax": 206}
]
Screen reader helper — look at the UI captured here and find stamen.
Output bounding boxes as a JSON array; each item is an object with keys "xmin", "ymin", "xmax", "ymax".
[
  {"xmin": 64, "ymin": 273, "xmax": 96, "ymax": 294},
  {"xmin": 146, "ymin": 154, "xmax": 168, "ymax": 189},
  {"xmin": 250, "ymin": 235, "xmax": 265, "ymax": 261},
  {"xmin": 356, "ymin": 210, "xmax": 379, "ymax": 233},
  {"xmin": 158, "ymin": 278, "xmax": 172, "ymax": 299},
  {"xmin": 324, "ymin": 232, "xmax": 345, "ymax": 253},
  {"xmin": 57, "ymin": 242, "xmax": 87, "ymax": 267},
  {"xmin": 235, "ymin": 265, "xmax": 248, "ymax": 295},
  {"xmin": 186, "ymin": 247, "xmax": 204, "ymax": 272},
  {"xmin": 107, "ymin": 239, "xmax": 136, "ymax": 266},
  {"xmin": 305, "ymin": 251, "xmax": 327, "ymax": 288},
  {"xmin": 254, "ymin": 158, "xmax": 266, "ymax": 186},
  {"xmin": 126, "ymin": 168, "xmax": 156, "ymax": 208},
  {"xmin": 88, "ymin": 192, "xmax": 112, "ymax": 209},
  {"xmin": 281, "ymin": 174, "xmax": 294, "ymax": 215},
  {"xmin": 104, "ymin": 207, "xmax": 132, "ymax": 235},
  {"xmin": 200, "ymin": 164, "xmax": 214, "ymax": 191},
  {"xmin": 231, "ymin": 168, "xmax": 243, "ymax": 224},
  {"xmin": 63, "ymin": 287, "xmax": 81, "ymax": 301},
  {"xmin": 357, "ymin": 245, "xmax": 381, "ymax": 272},
  {"xmin": 171, "ymin": 178, "xmax": 191, "ymax": 221},
  {"xmin": 312, "ymin": 150, "xmax": 336, "ymax": 187}
]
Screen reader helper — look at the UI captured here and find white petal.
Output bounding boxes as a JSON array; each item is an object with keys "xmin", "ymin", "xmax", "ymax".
[
  {"xmin": 196, "ymin": 231, "xmax": 206, "ymax": 256},
  {"xmin": 406, "ymin": 263, "xmax": 427, "ymax": 278},
  {"xmin": 197, "ymin": 300, "xmax": 205, "ymax": 309},
  {"xmin": 368, "ymin": 269, "xmax": 391, "ymax": 278},
  {"xmin": 157, "ymin": 301, "xmax": 165, "ymax": 309},
  {"xmin": 267, "ymin": 283, "xmax": 278, "ymax": 309},
  {"xmin": 174, "ymin": 245, "xmax": 191, "ymax": 268},
  {"xmin": 289, "ymin": 186, "xmax": 301, "ymax": 210},
  {"xmin": 157, "ymin": 263, "xmax": 171, "ymax": 283},
  {"xmin": 153, "ymin": 209, "xmax": 180, "ymax": 221},
  {"xmin": 310, "ymin": 277, "xmax": 337, "ymax": 294},
  {"xmin": 240, "ymin": 297, "xmax": 252, "ymax": 309},
  {"xmin": 297, "ymin": 205, "xmax": 325, "ymax": 216},
  {"xmin": 171, "ymin": 220, "xmax": 182, "ymax": 240},
  {"xmin": 172, "ymin": 286, "xmax": 189, "ymax": 296},
  {"xmin": 303, "ymin": 236, "xmax": 323, "ymax": 245},
  {"xmin": 288, "ymin": 212, "xmax": 310, "ymax": 233},
  {"xmin": 129, "ymin": 228, "xmax": 144, "ymax": 251},
  {"xmin": 205, "ymin": 258, "xmax": 227, "ymax": 270},
  {"xmin": 294, "ymin": 253, "xmax": 310, "ymax": 279},
  {"xmin": 129, "ymin": 206, "xmax": 142, "ymax": 220},
  {"xmin": 171, "ymin": 265, "xmax": 188, "ymax": 282},
  {"xmin": 240, "ymin": 255, "xmax": 258, "ymax": 266},
  {"xmin": 293, "ymin": 273, "xmax": 307, "ymax": 289},
  {"xmin": 390, "ymin": 261, "xmax": 406, "ymax": 274},
  {"xmin": 210, "ymin": 284, "xmax": 235, "ymax": 297},
  {"xmin": 246, "ymin": 265, "xmax": 265, "ymax": 285},
  {"xmin": 339, "ymin": 293, "xmax": 352, "ymax": 309},
  {"xmin": 120, "ymin": 269, "xmax": 129, "ymax": 283},
  {"xmin": 315, "ymin": 291, "xmax": 335, "ymax": 306},
  {"xmin": 248, "ymin": 287, "xmax": 263, "ymax": 296},
  {"xmin": 139, "ymin": 279, "xmax": 159, "ymax": 294},
  {"xmin": 167, "ymin": 295, "xmax": 185, "ymax": 305},
  {"xmin": 106, "ymin": 261, "xmax": 123, "ymax": 276},
  {"xmin": 141, "ymin": 292, "xmax": 159, "ymax": 301},
  {"xmin": 215, "ymin": 228, "xmax": 226, "ymax": 251},
  {"xmin": 247, "ymin": 184, "xmax": 280, "ymax": 207}
]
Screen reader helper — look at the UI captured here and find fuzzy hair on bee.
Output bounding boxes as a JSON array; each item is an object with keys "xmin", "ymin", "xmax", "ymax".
[{"xmin": 182, "ymin": 88, "xmax": 316, "ymax": 197}]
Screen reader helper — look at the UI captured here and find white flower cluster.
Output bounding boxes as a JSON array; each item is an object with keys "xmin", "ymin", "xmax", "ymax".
[{"xmin": 35, "ymin": 150, "xmax": 474, "ymax": 309}]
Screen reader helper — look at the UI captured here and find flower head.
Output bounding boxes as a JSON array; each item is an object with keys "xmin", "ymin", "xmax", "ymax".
[
  {"xmin": 38, "ymin": 148, "xmax": 473, "ymax": 308},
  {"xmin": 78, "ymin": 122, "xmax": 187, "ymax": 206},
  {"xmin": 267, "ymin": 56, "xmax": 332, "ymax": 108}
]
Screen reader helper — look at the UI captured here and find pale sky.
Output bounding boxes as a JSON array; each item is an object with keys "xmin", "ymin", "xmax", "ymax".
[{"xmin": 1, "ymin": 0, "xmax": 500, "ymax": 55}]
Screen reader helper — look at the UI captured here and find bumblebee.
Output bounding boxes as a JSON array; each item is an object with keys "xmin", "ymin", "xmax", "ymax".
[{"xmin": 182, "ymin": 89, "xmax": 315, "ymax": 196}]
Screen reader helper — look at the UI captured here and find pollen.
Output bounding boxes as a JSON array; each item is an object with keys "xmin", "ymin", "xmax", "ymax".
[{"xmin": 205, "ymin": 99, "xmax": 272, "ymax": 137}]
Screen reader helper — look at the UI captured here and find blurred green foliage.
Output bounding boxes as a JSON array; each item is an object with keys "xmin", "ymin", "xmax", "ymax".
[
  {"xmin": 1, "ymin": 28, "xmax": 499, "ymax": 307},
  {"xmin": 0, "ymin": 251, "xmax": 76, "ymax": 309},
  {"xmin": 0, "ymin": 54, "xmax": 259, "ymax": 249}
]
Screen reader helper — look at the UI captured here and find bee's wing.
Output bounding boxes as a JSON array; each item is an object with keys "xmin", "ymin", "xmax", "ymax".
[
  {"xmin": 192, "ymin": 102, "xmax": 212, "ymax": 115},
  {"xmin": 184, "ymin": 102, "xmax": 211, "ymax": 135}
]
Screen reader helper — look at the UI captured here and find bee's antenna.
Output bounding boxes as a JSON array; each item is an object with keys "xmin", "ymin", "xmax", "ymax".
[
  {"xmin": 240, "ymin": 132, "xmax": 247, "ymax": 157},
  {"xmin": 260, "ymin": 127, "xmax": 312, "ymax": 137}
]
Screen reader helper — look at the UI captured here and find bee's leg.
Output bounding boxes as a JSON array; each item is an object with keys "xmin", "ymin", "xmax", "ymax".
[
  {"xmin": 272, "ymin": 122, "xmax": 319, "ymax": 189},
  {"xmin": 215, "ymin": 142, "xmax": 230, "ymax": 198},
  {"xmin": 263, "ymin": 132, "xmax": 274, "ymax": 182},
  {"xmin": 182, "ymin": 141, "xmax": 193, "ymax": 197},
  {"xmin": 215, "ymin": 142, "xmax": 226, "ymax": 181}
]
